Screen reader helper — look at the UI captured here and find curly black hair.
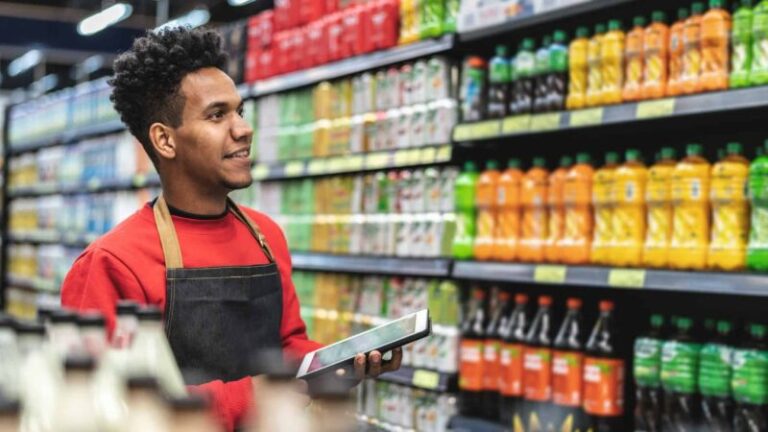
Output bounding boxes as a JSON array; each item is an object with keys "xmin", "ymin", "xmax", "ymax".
[{"xmin": 109, "ymin": 27, "xmax": 228, "ymax": 163}]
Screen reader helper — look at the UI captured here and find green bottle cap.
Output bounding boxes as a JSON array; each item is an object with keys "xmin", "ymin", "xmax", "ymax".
[
  {"xmin": 625, "ymin": 149, "xmax": 641, "ymax": 162},
  {"xmin": 678, "ymin": 8, "xmax": 690, "ymax": 20},
  {"xmin": 763, "ymin": 139, "xmax": 768, "ymax": 151},
  {"xmin": 741, "ymin": 0, "xmax": 752, "ymax": 7},
  {"xmin": 661, "ymin": 147, "xmax": 677, "ymax": 160},
  {"xmin": 553, "ymin": 30, "xmax": 567, "ymax": 43},
  {"xmin": 576, "ymin": 153, "xmax": 591, "ymax": 164},
  {"xmin": 495, "ymin": 45, "xmax": 509, "ymax": 57},
  {"xmin": 595, "ymin": 23, "xmax": 607, "ymax": 34},
  {"xmin": 542, "ymin": 35, "xmax": 552, "ymax": 47},
  {"xmin": 522, "ymin": 38, "xmax": 535, "ymax": 51},
  {"xmin": 533, "ymin": 157, "xmax": 547, "ymax": 168},
  {"xmin": 704, "ymin": 319, "xmax": 716, "ymax": 332},
  {"xmin": 677, "ymin": 317, "xmax": 693, "ymax": 330},
  {"xmin": 692, "ymin": 2, "xmax": 705, "ymax": 14},
  {"xmin": 560, "ymin": 155, "xmax": 573, "ymax": 167},
  {"xmin": 717, "ymin": 148, "xmax": 725, "ymax": 160},
  {"xmin": 609, "ymin": 19, "xmax": 623, "ymax": 31},
  {"xmin": 605, "ymin": 152, "xmax": 619, "ymax": 164},
  {"xmin": 651, "ymin": 314, "xmax": 664, "ymax": 328},
  {"xmin": 652, "ymin": 11, "xmax": 667, "ymax": 23},
  {"xmin": 507, "ymin": 159, "xmax": 521, "ymax": 169},
  {"xmin": 726, "ymin": 142, "xmax": 743, "ymax": 155},
  {"xmin": 576, "ymin": 26, "xmax": 590, "ymax": 38},
  {"xmin": 486, "ymin": 160, "xmax": 499, "ymax": 170},
  {"xmin": 717, "ymin": 320, "xmax": 733, "ymax": 335},
  {"xmin": 464, "ymin": 161, "xmax": 477, "ymax": 172},
  {"xmin": 686, "ymin": 144, "xmax": 703, "ymax": 156},
  {"xmin": 633, "ymin": 16, "xmax": 647, "ymax": 27},
  {"xmin": 750, "ymin": 323, "xmax": 767, "ymax": 338},
  {"xmin": 710, "ymin": 0, "xmax": 723, "ymax": 8}
]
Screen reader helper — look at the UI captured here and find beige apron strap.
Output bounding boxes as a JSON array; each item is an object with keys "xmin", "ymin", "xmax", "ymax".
[
  {"xmin": 153, "ymin": 195, "xmax": 185, "ymax": 269},
  {"xmin": 226, "ymin": 197, "xmax": 276, "ymax": 263}
]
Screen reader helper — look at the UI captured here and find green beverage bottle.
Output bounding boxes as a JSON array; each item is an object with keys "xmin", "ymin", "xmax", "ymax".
[
  {"xmin": 747, "ymin": 140, "xmax": 768, "ymax": 270},
  {"xmin": 732, "ymin": 0, "xmax": 755, "ymax": 87},
  {"xmin": 699, "ymin": 320, "xmax": 735, "ymax": 431},
  {"xmin": 533, "ymin": 35, "xmax": 553, "ymax": 113},
  {"xmin": 750, "ymin": 0, "xmax": 768, "ymax": 84},
  {"xmin": 511, "ymin": 38, "xmax": 536, "ymax": 115},
  {"xmin": 634, "ymin": 314, "xmax": 666, "ymax": 432},
  {"xmin": 452, "ymin": 161, "xmax": 479, "ymax": 259},
  {"xmin": 661, "ymin": 317, "xmax": 702, "ymax": 431},
  {"xmin": 488, "ymin": 45, "xmax": 512, "ymax": 119},
  {"xmin": 732, "ymin": 323, "xmax": 768, "ymax": 432},
  {"xmin": 548, "ymin": 30, "xmax": 569, "ymax": 112}
]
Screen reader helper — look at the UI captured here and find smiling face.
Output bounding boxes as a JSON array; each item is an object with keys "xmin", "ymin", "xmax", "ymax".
[{"xmin": 166, "ymin": 67, "xmax": 254, "ymax": 194}]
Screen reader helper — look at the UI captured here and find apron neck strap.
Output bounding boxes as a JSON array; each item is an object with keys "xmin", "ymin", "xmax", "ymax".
[{"xmin": 153, "ymin": 195, "xmax": 276, "ymax": 270}]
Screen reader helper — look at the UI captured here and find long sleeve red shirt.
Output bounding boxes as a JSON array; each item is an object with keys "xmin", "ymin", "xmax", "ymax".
[{"xmin": 60, "ymin": 202, "xmax": 322, "ymax": 431}]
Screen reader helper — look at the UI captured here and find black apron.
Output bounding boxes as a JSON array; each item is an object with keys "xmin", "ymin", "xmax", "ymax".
[{"xmin": 153, "ymin": 195, "xmax": 283, "ymax": 384}]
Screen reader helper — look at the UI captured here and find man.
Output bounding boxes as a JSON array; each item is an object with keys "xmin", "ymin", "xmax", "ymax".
[{"xmin": 61, "ymin": 26, "xmax": 401, "ymax": 430}]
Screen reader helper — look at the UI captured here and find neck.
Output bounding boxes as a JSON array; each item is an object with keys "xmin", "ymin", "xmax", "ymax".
[{"xmin": 161, "ymin": 173, "xmax": 229, "ymax": 216}]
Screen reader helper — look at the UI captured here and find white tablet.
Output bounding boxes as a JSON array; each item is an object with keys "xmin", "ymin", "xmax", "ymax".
[{"xmin": 296, "ymin": 309, "xmax": 431, "ymax": 379}]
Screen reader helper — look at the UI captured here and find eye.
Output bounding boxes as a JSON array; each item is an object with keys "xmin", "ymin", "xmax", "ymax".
[
  {"xmin": 237, "ymin": 106, "xmax": 245, "ymax": 117},
  {"xmin": 209, "ymin": 110, "xmax": 225, "ymax": 120}
]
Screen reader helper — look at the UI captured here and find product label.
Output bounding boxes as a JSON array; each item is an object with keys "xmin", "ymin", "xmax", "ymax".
[
  {"xmin": 583, "ymin": 357, "xmax": 625, "ymax": 416},
  {"xmin": 564, "ymin": 207, "xmax": 591, "ymax": 244},
  {"xmin": 710, "ymin": 204, "xmax": 750, "ymax": 247},
  {"xmin": 661, "ymin": 341, "xmax": 701, "ymax": 393},
  {"xmin": 749, "ymin": 204, "xmax": 768, "ymax": 247},
  {"xmin": 499, "ymin": 342, "xmax": 524, "ymax": 396},
  {"xmin": 459, "ymin": 339, "xmax": 485, "ymax": 391},
  {"xmin": 645, "ymin": 204, "xmax": 673, "ymax": 249},
  {"xmin": 646, "ymin": 172, "xmax": 672, "ymax": 202},
  {"xmin": 552, "ymin": 351, "xmax": 583, "ymax": 406},
  {"xmin": 644, "ymin": 31, "xmax": 665, "ymax": 84},
  {"xmin": 699, "ymin": 343, "xmax": 733, "ymax": 397},
  {"xmin": 523, "ymin": 347, "xmax": 552, "ymax": 401},
  {"xmin": 484, "ymin": 339, "xmax": 501, "ymax": 391},
  {"xmin": 672, "ymin": 204, "xmax": 709, "ymax": 248},
  {"xmin": 634, "ymin": 337, "xmax": 662, "ymax": 387},
  {"xmin": 731, "ymin": 348, "xmax": 768, "ymax": 404}
]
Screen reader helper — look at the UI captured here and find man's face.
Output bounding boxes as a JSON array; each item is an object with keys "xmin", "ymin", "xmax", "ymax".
[{"xmin": 171, "ymin": 67, "xmax": 253, "ymax": 192}]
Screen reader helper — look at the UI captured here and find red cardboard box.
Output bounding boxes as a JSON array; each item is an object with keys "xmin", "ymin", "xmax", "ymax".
[
  {"xmin": 257, "ymin": 48, "xmax": 275, "ymax": 79},
  {"xmin": 326, "ymin": 12, "xmax": 345, "ymax": 62},
  {"xmin": 247, "ymin": 11, "xmax": 274, "ymax": 50},
  {"xmin": 340, "ymin": 5, "xmax": 370, "ymax": 57},
  {"xmin": 306, "ymin": 19, "xmax": 329, "ymax": 66},
  {"xmin": 369, "ymin": 0, "xmax": 399, "ymax": 50},
  {"xmin": 298, "ymin": 0, "xmax": 326, "ymax": 26},
  {"xmin": 245, "ymin": 48, "xmax": 260, "ymax": 83},
  {"xmin": 274, "ymin": 31, "xmax": 294, "ymax": 74},
  {"xmin": 292, "ymin": 28, "xmax": 310, "ymax": 71},
  {"xmin": 274, "ymin": 0, "xmax": 299, "ymax": 31}
]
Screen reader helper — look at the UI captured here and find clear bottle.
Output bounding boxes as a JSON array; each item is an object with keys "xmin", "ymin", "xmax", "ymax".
[
  {"xmin": 53, "ymin": 355, "xmax": 101, "ymax": 432},
  {"xmin": 126, "ymin": 376, "xmax": 172, "ymax": 432},
  {"xmin": 533, "ymin": 35, "xmax": 553, "ymax": 113},
  {"xmin": 488, "ymin": 45, "xmax": 512, "ymax": 119},
  {"xmin": 77, "ymin": 312, "xmax": 108, "ymax": 359},
  {"xmin": 113, "ymin": 300, "xmax": 140, "ymax": 349}
]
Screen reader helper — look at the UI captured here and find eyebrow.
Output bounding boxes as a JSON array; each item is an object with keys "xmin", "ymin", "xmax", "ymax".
[{"xmin": 203, "ymin": 100, "xmax": 244, "ymax": 112}]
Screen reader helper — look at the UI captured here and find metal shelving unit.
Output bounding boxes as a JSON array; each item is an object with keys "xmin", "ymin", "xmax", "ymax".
[{"xmin": 291, "ymin": 253, "xmax": 452, "ymax": 278}]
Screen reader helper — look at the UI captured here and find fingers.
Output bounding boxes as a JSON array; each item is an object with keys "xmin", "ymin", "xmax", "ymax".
[
  {"xmin": 353, "ymin": 353, "xmax": 366, "ymax": 381},
  {"xmin": 382, "ymin": 347, "xmax": 403, "ymax": 372},
  {"xmin": 367, "ymin": 351, "xmax": 383, "ymax": 377}
]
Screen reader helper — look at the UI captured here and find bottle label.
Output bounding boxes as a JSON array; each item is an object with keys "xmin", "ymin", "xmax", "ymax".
[
  {"xmin": 754, "ymin": 10, "xmax": 768, "ymax": 71},
  {"xmin": 634, "ymin": 337, "xmax": 662, "ymax": 387},
  {"xmin": 459, "ymin": 339, "xmax": 485, "ymax": 391},
  {"xmin": 499, "ymin": 342, "xmax": 524, "ymax": 396},
  {"xmin": 661, "ymin": 341, "xmax": 701, "ymax": 393},
  {"xmin": 552, "ymin": 350, "xmax": 583, "ymax": 406},
  {"xmin": 672, "ymin": 204, "xmax": 709, "ymax": 248},
  {"xmin": 699, "ymin": 343, "xmax": 733, "ymax": 397},
  {"xmin": 645, "ymin": 204, "xmax": 673, "ymax": 249},
  {"xmin": 749, "ymin": 204, "xmax": 768, "ymax": 247},
  {"xmin": 483, "ymin": 339, "xmax": 501, "ymax": 391},
  {"xmin": 732, "ymin": 348, "xmax": 768, "ymax": 404},
  {"xmin": 710, "ymin": 203, "xmax": 750, "ymax": 248},
  {"xmin": 523, "ymin": 347, "xmax": 552, "ymax": 401},
  {"xmin": 583, "ymin": 357, "xmax": 625, "ymax": 416}
]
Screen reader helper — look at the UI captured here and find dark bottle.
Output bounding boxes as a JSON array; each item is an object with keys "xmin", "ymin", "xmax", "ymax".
[
  {"xmin": 533, "ymin": 35, "xmax": 553, "ymax": 113},
  {"xmin": 551, "ymin": 298, "xmax": 586, "ymax": 432},
  {"xmin": 634, "ymin": 314, "xmax": 666, "ymax": 432},
  {"xmin": 583, "ymin": 300, "xmax": 626, "ymax": 432},
  {"xmin": 482, "ymin": 289, "xmax": 512, "ymax": 420},
  {"xmin": 699, "ymin": 320, "xmax": 735, "ymax": 432},
  {"xmin": 499, "ymin": 293, "xmax": 530, "ymax": 427},
  {"xmin": 661, "ymin": 317, "xmax": 702, "ymax": 432},
  {"xmin": 459, "ymin": 286, "xmax": 487, "ymax": 417},
  {"xmin": 548, "ymin": 29, "xmax": 569, "ymax": 111},
  {"xmin": 732, "ymin": 323, "xmax": 768, "ymax": 432},
  {"xmin": 522, "ymin": 295, "xmax": 554, "ymax": 432},
  {"xmin": 487, "ymin": 45, "xmax": 512, "ymax": 119},
  {"xmin": 461, "ymin": 56, "xmax": 488, "ymax": 122},
  {"xmin": 511, "ymin": 38, "xmax": 536, "ymax": 115}
]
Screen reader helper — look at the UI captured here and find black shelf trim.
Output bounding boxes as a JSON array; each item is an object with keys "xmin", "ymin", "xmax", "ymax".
[{"xmin": 377, "ymin": 365, "xmax": 457, "ymax": 393}]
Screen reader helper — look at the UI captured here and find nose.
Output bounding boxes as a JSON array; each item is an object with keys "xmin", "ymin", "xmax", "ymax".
[{"xmin": 232, "ymin": 112, "xmax": 254, "ymax": 143}]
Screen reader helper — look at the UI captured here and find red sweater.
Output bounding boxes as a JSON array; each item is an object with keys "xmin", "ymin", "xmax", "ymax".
[{"xmin": 60, "ymin": 202, "xmax": 322, "ymax": 431}]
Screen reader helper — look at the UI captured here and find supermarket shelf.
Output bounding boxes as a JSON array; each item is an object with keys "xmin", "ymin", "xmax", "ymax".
[
  {"xmin": 250, "ymin": 35, "xmax": 455, "ymax": 97},
  {"xmin": 252, "ymin": 145, "xmax": 453, "ymax": 181},
  {"xmin": 452, "ymin": 86, "xmax": 768, "ymax": 143},
  {"xmin": 8, "ymin": 174, "xmax": 161, "ymax": 198},
  {"xmin": 378, "ymin": 366, "xmax": 457, "ymax": 393},
  {"xmin": 452, "ymin": 261, "xmax": 768, "ymax": 297},
  {"xmin": 8, "ymin": 230, "xmax": 95, "ymax": 247},
  {"xmin": 448, "ymin": 415, "xmax": 507, "ymax": 432},
  {"xmin": 8, "ymin": 119, "xmax": 125, "ymax": 155},
  {"xmin": 291, "ymin": 253, "xmax": 452, "ymax": 277},
  {"xmin": 6, "ymin": 275, "xmax": 57, "ymax": 293}
]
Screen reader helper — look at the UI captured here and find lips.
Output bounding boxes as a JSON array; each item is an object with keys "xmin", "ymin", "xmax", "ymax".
[{"xmin": 224, "ymin": 148, "xmax": 250, "ymax": 159}]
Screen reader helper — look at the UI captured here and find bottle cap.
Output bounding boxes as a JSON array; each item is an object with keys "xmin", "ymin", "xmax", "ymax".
[
  {"xmin": 750, "ymin": 323, "xmax": 767, "ymax": 338},
  {"xmin": 599, "ymin": 300, "xmax": 614, "ymax": 312},
  {"xmin": 137, "ymin": 306, "xmax": 163, "ymax": 321},
  {"xmin": 36, "ymin": 305, "xmax": 58, "ymax": 323},
  {"xmin": 660, "ymin": 147, "xmax": 677, "ymax": 160},
  {"xmin": 633, "ymin": 16, "xmax": 647, "ymax": 27},
  {"xmin": 576, "ymin": 27, "xmax": 589, "ymax": 38},
  {"xmin": 486, "ymin": 160, "xmax": 499, "ymax": 170},
  {"xmin": 77, "ymin": 311, "xmax": 106, "ymax": 328},
  {"xmin": 532, "ymin": 157, "xmax": 546, "ymax": 168},
  {"xmin": 576, "ymin": 153, "xmax": 591, "ymax": 164},
  {"xmin": 495, "ymin": 45, "xmax": 509, "ymax": 57},
  {"xmin": 14, "ymin": 320, "xmax": 45, "ymax": 335},
  {"xmin": 553, "ymin": 30, "xmax": 567, "ymax": 43},
  {"xmin": 625, "ymin": 149, "xmax": 641, "ymax": 162},
  {"xmin": 560, "ymin": 155, "xmax": 573, "ymax": 167},
  {"xmin": 742, "ymin": 0, "xmax": 752, "ymax": 6},
  {"xmin": 127, "ymin": 375, "xmax": 161, "ymax": 390},
  {"xmin": 515, "ymin": 293, "xmax": 529, "ymax": 304},
  {"xmin": 472, "ymin": 288, "xmax": 486, "ymax": 299},
  {"xmin": 498, "ymin": 291, "xmax": 511, "ymax": 302},
  {"xmin": 538, "ymin": 296, "xmax": 553, "ymax": 306},
  {"xmin": 507, "ymin": 158, "xmax": 521, "ymax": 169},
  {"xmin": 595, "ymin": 23, "xmax": 607, "ymax": 34},
  {"xmin": 49, "ymin": 309, "xmax": 77, "ymax": 324},
  {"xmin": 650, "ymin": 314, "xmax": 664, "ymax": 328},
  {"xmin": 467, "ymin": 56, "xmax": 486, "ymax": 68},
  {"xmin": 710, "ymin": 0, "xmax": 723, "ymax": 8},
  {"xmin": 605, "ymin": 152, "xmax": 619, "ymax": 165},
  {"xmin": 463, "ymin": 161, "xmax": 477, "ymax": 172},
  {"xmin": 567, "ymin": 298, "xmax": 582, "ymax": 309},
  {"xmin": 677, "ymin": 317, "xmax": 693, "ymax": 330},
  {"xmin": 652, "ymin": 11, "xmax": 667, "ymax": 23},
  {"xmin": 116, "ymin": 300, "xmax": 139, "ymax": 316},
  {"xmin": 678, "ymin": 8, "xmax": 690, "ymax": 20},
  {"xmin": 726, "ymin": 142, "xmax": 743, "ymax": 155},
  {"xmin": 716, "ymin": 320, "xmax": 733, "ymax": 334},
  {"xmin": 522, "ymin": 38, "xmax": 535, "ymax": 51},
  {"xmin": 686, "ymin": 143, "xmax": 703, "ymax": 156},
  {"xmin": 692, "ymin": 2, "xmax": 705, "ymax": 14},
  {"xmin": 608, "ymin": 20, "xmax": 622, "ymax": 31},
  {"xmin": 65, "ymin": 354, "xmax": 96, "ymax": 371},
  {"xmin": 0, "ymin": 314, "xmax": 15, "ymax": 330}
]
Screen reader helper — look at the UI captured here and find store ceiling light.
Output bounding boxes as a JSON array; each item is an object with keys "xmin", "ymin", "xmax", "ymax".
[
  {"xmin": 77, "ymin": 3, "xmax": 133, "ymax": 36},
  {"xmin": 227, "ymin": 0, "xmax": 257, "ymax": 6},
  {"xmin": 155, "ymin": 7, "xmax": 210, "ymax": 32},
  {"xmin": 8, "ymin": 49, "xmax": 43, "ymax": 77}
]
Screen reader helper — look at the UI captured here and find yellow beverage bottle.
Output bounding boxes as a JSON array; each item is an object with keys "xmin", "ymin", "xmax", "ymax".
[
  {"xmin": 560, "ymin": 153, "xmax": 595, "ymax": 265},
  {"xmin": 643, "ymin": 147, "xmax": 678, "ymax": 268},
  {"xmin": 544, "ymin": 156, "xmax": 571, "ymax": 263},
  {"xmin": 670, "ymin": 144, "xmax": 711, "ymax": 269},
  {"xmin": 612, "ymin": 149, "xmax": 648, "ymax": 267},
  {"xmin": 586, "ymin": 23, "xmax": 607, "ymax": 107},
  {"xmin": 601, "ymin": 19, "xmax": 626, "ymax": 105},
  {"xmin": 623, "ymin": 16, "xmax": 647, "ymax": 102},
  {"xmin": 591, "ymin": 152, "xmax": 620, "ymax": 265},
  {"xmin": 708, "ymin": 142, "xmax": 750, "ymax": 270},
  {"xmin": 567, "ymin": 26, "xmax": 590, "ymax": 110}
]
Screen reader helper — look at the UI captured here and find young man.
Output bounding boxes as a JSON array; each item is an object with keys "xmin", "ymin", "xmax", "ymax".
[{"xmin": 61, "ymin": 26, "xmax": 401, "ymax": 430}]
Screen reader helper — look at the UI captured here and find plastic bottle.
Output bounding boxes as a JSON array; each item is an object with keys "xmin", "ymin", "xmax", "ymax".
[
  {"xmin": 488, "ymin": 45, "xmax": 512, "ymax": 119},
  {"xmin": 560, "ymin": 153, "xmax": 594, "ymax": 265},
  {"xmin": 518, "ymin": 158, "xmax": 549, "ymax": 262},
  {"xmin": 459, "ymin": 287, "xmax": 487, "ymax": 417},
  {"xmin": 623, "ymin": 16, "xmax": 647, "ymax": 102},
  {"xmin": 643, "ymin": 148, "xmax": 677, "ymax": 268},
  {"xmin": 732, "ymin": 323, "xmax": 768, "ymax": 432},
  {"xmin": 483, "ymin": 290, "xmax": 511, "ymax": 421},
  {"xmin": 661, "ymin": 317, "xmax": 702, "ymax": 432},
  {"xmin": 461, "ymin": 57, "xmax": 487, "ymax": 122},
  {"xmin": 522, "ymin": 296, "xmax": 554, "ymax": 431},
  {"xmin": 567, "ymin": 26, "xmax": 590, "ymax": 110},
  {"xmin": 709, "ymin": 142, "xmax": 750, "ymax": 271},
  {"xmin": 499, "ymin": 294, "xmax": 530, "ymax": 428},
  {"xmin": 682, "ymin": 3, "xmax": 706, "ymax": 94},
  {"xmin": 612, "ymin": 149, "xmax": 648, "ymax": 267},
  {"xmin": 591, "ymin": 152, "xmax": 620, "ymax": 265},
  {"xmin": 474, "ymin": 160, "xmax": 501, "ymax": 261},
  {"xmin": 701, "ymin": 0, "xmax": 733, "ymax": 91},
  {"xmin": 452, "ymin": 161, "xmax": 479, "ymax": 260},
  {"xmin": 670, "ymin": 144, "xmax": 711, "ymax": 270},
  {"xmin": 731, "ymin": 0, "xmax": 754, "ymax": 88},
  {"xmin": 699, "ymin": 320, "xmax": 735, "ymax": 432},
  {"xmin": 602, "ymin": 20, "xmax": 626, "ymax": 105},
  {"xmin": 511, "ymin": 38, "xmax": 536, "ymax": 115},
  {"xmin": 533, "ymin": 36, "xmax": 553, "ymax": 114},
  {"xmin": 494, "ymin": 159, "xmax": 524, "ymax": 262},
  {"xmin": 747, "ymin": 141, "xmax": 768, "ymax": 270},
  {"xmin": 583, "ymin": 300, "xmax": 626, "ymax": 432},
  {"xmin": 669, "ymin": 8, "xmax": 691, "ymax": 96},
  {"xmin": 642, "ymin": 11, "xmax": 671, "ymax": 99},
  {"xmin": 548, "ymin": 30, "xmax": 569, "ymax": 111},
  {"xmin": 544, "ymin": 156, "xmax": 571, "ymax": 263},
  {"xmin": 586, "ymin": 24, "xmax": 607, "ymax": 107},
  {"xmin": 551, "ymin": 298, "xmax": 586, "ymax": 432},
  {"xmin": 634, "ymin": 314, "xmax": 666, "ymax": 432},
  {"xmin": 750, "ymin": 0, "xmax": 768, "ymax": 85}
]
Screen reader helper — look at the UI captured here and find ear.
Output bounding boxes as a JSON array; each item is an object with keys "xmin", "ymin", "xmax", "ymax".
[{"xmin": 149, "ymin": 122, "xmax": 177, "ymax": 160}]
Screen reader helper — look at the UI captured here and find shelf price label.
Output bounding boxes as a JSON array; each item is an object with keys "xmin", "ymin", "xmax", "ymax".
[
  {"xmin": 365, "ymin": 152, "xmax": 391, "ymax": 170},
  {"xmin": 283, "ymin": 161, "xmax": 305, "ymax": 177},
  {"xmin": 529, "ymin": 113, "xmax": 562, "ymax": 131},
  {"xmin": 328, "ymin": 157, "xmax": 347, "ymax": 173},
  {"xmin": 419, "ymin": 147, "xmax": 437, "ymax": 164},
  {"xmin": 132, "ymin": 174, "xmax": 148, "ymax": 188},
  {"xmin": 345, "ymin": 154, "xmax": 364, "ymax": 171},
  {"xmin": 502, "ymin": 115, "xmax": 531, "ymax": 134},
  {"xmin": 412, "ymin": 369, "xmax": 440, "ymax": 390},
  {"xmin": 435, "ymin": 145, "xmax": 452, "ymax": 162},
  {"xmin": 307, "ymin": 159, "xmax": 329, "ymax": 175},
  {"xmin": 636, "ymin": 98, "xmax": 676, "ymax": 119},
  {"xmin": 251, "ymin": 164, "xmax": 269, "ymax": 180},
  {"xmin": 569, "ymin": 108, "xmax": 604, "ymax": 127},
  {"xmin": 452, "ymin": 120, "xmax": 501, "ymax": 141},
  {"xmin": 608, "ymin": 269, "xmax": 646, "ymax": 288},
  {"xmin": 534, "ymin": 265, "xmax": 567, "ymax": 283}
]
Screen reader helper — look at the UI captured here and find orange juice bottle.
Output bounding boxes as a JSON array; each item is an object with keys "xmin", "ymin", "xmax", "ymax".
[
  {"xmin": 708, "ymin": 142, "xmax": 750, "ymax": 270},
  {"xmin": 612, "ymin": 149, "xmax": 648, "ymax": 267},
  {"xmin": 494, "ymin": 159, "xmax": 524, "ymax": 261},
  {"xmin": 518, "ymin": 158, "xmax": 549, "ymax": 263},
  {"xmin": 623, "ymin": 16, "xmax": 647, "ymax": 102},
  {"xmin": 586, "ymin": 23, "xmax": 607, "ymax": 107},
  {"xmin": 670, "ymin": 143, "xmax": 711, "ymax": 269},
  {"xmin": 567, "ymin": 26, "xmax": 590, "ymax": 110},
  {"xmin": 700, "ymin": 0, "xmax": 732, "ymax": 91},
  {"xmin": 682, "ymin": 2, "xmax": 706, "ymax": 94},
  {"xmin": 668, "ymin": 8, "xmax": 690, "ymax": 96},
  {"xmin": 560, "ymin": 153, "xmax": 594, "ymax": 264},
  {"xmin": 643, "ymin": 147, "xmax": 677, "ymax": 268},
  {"xmin": 591, "ymin": 152, "xmax": 620, "ymax": 265},
  {"xmin": 544, "ymin": 156, "xmax": 571, "ymax": 263},
  {"xmin": 602, "ymin": 19, "xmax": 626, "ymax": 105},
  {"xmin": 475, "ymin": 160, "xmax": 502, "ymax": 261},
  {"xmin": 642, "ymin": 11, "xmax": 671, "ymax": 99}
]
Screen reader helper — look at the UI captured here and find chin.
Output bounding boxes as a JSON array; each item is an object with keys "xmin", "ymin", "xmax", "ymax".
[{"xmin": 223, "ymin": 176, "xmax": 254, "ymax": 191}]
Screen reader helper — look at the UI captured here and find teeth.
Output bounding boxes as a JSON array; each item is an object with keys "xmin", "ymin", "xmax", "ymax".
[{"xmin": 229, "ymin": 150, "xmax": 249, "ymax": 158}]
